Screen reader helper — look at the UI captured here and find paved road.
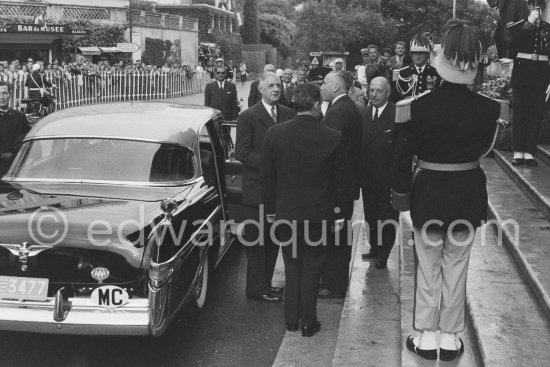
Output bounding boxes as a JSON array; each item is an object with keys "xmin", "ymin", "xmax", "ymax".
[{"xmin": 0, "ymin": 245, "xmax": 287, "ymax": 367}]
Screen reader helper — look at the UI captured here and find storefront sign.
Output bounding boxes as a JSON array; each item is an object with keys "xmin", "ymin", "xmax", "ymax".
[{"xmin": 3, "ymin": 24, "xmax": 91, "ymax": 35}]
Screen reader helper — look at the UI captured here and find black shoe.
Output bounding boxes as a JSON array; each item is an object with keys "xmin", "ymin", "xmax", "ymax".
[
  {"xmin": 361, "ymin": 252, "xmax": 377, "ymax": 261},
  {"xmin": 439, "ymin": 338, "xmax": 464, "ymax": 362},
  {"xmin": 317, "ymin": 288, "xmax": 345, "ymax": 299},
  {"xmin": 286, "ymin": 323, "xmax": 299, "ymax": 332},
  {"xmin": 270, "ymin": 286, "xmax": 284, "ymax": 295},
  {"xmin": 406, "ymin": 336, "xmax": 437, "ymax": 360},
  {"xmin": 512, "ymin": 158, "xmax": 524, "ymax": 166},
  {"xmin": 524, "ymin": 158, "xmax": 538, "ymax": 166},
  {"xmin": 301, "ymin": 321, "xmax": 321, "ymax": 337},
  {"xmin": 375, "ymin": 258, "xmax": 388, "ymax": 269},
  {"xmin": 246, "ymin": 293, "xmax": 283, "ymax": 303}
]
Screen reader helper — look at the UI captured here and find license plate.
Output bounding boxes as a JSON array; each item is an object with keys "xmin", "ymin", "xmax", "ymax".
[{"xmin": 0, "ymin": 276, "xmax": 49, "ymax": 301}]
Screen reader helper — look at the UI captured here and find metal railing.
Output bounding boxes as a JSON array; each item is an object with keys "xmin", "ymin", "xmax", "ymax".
[{"xmin": 2, "ymin": 71, "xmax": 209, "ymax": 110}]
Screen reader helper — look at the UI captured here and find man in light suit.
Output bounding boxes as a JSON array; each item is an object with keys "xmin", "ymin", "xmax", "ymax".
[
  {"xmin": 262, "ymin": 83, "xmax": 346, "ymax": 337},
  {"xmin": 359, "ymin": 77, "xmax": 398, "ymax": 269},
  {"xmin": 236, "ymin": 72, "xmax": 295, "ymax": 303},
  {"xmin": 204, "ymin": 66, "xmax": 238, "ymax": 121},
  {"xmin": 318, "ymin": 71, "xmax": 362, "ymax": 298}
]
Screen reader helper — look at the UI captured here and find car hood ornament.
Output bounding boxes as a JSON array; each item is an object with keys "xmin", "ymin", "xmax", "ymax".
[{"xmin": 0, "ymin": 242, "xmax": 51, "ymax": 271}]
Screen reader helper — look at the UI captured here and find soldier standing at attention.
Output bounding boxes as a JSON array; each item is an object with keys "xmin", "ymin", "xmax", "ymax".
[
  {"xmin": 508, "ymin": 0, "xmax": 550, "ymax": 166},
  {"xmin": 395, "ymin": 34, "xmax": 441, "ymax": 100},
  {"xmin": 393, "ymin": 19, "xmax": 499, "ymax": 362}
]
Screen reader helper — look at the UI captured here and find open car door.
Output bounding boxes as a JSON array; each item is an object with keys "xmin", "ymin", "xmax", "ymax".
[{"xmin": 220, "ymin": 121, "xmax": 244, "ymax": 234}]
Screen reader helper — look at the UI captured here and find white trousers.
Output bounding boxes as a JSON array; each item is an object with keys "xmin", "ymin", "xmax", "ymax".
[{"xmin": 413, "ymin": 227, "xmax": 475, "ymax": 333}]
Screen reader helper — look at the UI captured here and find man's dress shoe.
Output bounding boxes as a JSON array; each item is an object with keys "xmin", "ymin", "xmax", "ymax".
[
  {"xmin": 361, "ymin": 252, "xmax": 377, "ymax": 261},
  {"xmin": 247, "ymin": 293, "xmax": 283, "ymax": 303},
  {"xmin": 524, "ymin": 158, "xmax": 538, "ymax": 166},
  {"xmin": 270, "ymin": 286, "xmax": 284, "ymax": 295},
  {"xmin": 286, "ymin": 323, "xmax": 299, "ymax": 332},
  {"xmin": 512, "ymin": 158, "xmax": 524, "ymax": 166},
  {"xmin": 301, "ymin": 321, "xmax": 321, "ymax": 337},
  {"xmin": 439, "ymin": 338, "xmax": 464, "ymax": 362},
  {"xmin": 317, "ymin": 288, "xmax": 345, "ymax": 299},
  {"xmin": 406, "ymin": 336, "xmax": 437, "ymax": 360},
  {"xmin": 375, "ymin": 258, "xmax": 388, "ymax": 269}
]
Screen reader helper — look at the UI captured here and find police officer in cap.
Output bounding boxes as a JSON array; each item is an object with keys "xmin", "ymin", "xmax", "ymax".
[
  {"xmin": 395, "ymin": 34, "xmax": 441, "ymax": 100},
  {"xmin": 508, "ymin": 0, "xmax": 549, "ymax": 166},
  {"xmin": 0, "ymin": 81, "xmax": 30, "ymax": 176}
]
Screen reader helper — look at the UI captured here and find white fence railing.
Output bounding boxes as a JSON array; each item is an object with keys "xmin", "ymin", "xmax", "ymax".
[{"xmin": 1, "ymin": 71, "xmax": 209, "ymax": 110}]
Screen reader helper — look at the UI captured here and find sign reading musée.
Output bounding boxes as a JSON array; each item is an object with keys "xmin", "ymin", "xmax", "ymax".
[{"xmin": 0, "ymin": 24, "xmax": 91, "ymax": 63}]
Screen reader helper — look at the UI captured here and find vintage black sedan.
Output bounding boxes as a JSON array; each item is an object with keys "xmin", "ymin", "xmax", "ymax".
[{"xmin": 0, "ymin": 102, "xmax": 244, "ymax": 336}]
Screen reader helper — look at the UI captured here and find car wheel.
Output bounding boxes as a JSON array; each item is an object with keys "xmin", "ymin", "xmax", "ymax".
[{"xmin": 194, "ymin": 255, "xmax": 209, "ymax": 310}]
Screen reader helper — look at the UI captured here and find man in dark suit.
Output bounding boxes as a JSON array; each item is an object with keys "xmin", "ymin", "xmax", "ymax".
[
  {"xmin": 262, "ymin": 83, "xmax": 346, "ymax": 337},
  {"xmin": 247, "ymin": 64, "xmax": 276, "ymax": 108},
  {"xmin": 318, "ymin": 71, "xmax": 362, "ymax": 298},
  {"xmin": 236, "ymin": 72, "xmax": 295, "ymax": 303},
  {"xmin": 204, "ymin": 66, "xmax": 238, "ymax": 121},
  {"xmin": 359, "ymin": 77, "xmax": 398, "ymax": 269}
]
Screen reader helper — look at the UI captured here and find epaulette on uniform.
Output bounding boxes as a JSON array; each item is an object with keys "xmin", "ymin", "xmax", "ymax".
[
  {"xmin": 395, "ymin": 91, "xmax": 431, "ymax": 123},
  {"xmin": 506, "ymin": 19, "xmax": 525, "ymax": 29}
]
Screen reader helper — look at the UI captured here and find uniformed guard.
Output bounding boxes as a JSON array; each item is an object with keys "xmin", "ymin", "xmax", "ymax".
[
  {"xmin": 395, "ymin": 34, "xmax": 441, "ymax": 100},
  {"xmin": 0, "ymin": 81, "xmax": 30, "ymax": 176},
  {"xmin": 392, "ymin": 19, "xmax": 499, "ymax": 362},
  {"xmin": 508, "ymin": 0, "xmax": 549, "ymax": 166},
  {"xmin": 24, "ymin": 63, "xmax": 52, "ymax": 107}
]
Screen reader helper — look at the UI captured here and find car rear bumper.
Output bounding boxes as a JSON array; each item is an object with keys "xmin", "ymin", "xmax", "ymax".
[{"xmin": 0, "ymin": 297, "xmax": 151, "ymax": 336}]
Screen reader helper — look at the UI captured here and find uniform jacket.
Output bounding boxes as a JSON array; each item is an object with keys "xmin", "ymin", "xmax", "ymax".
[
  {"xmin": 247, "ymin": 80, "xmax": 262, "ymax": 107},
  {"xmin": 0, "ymin": 108, "xmax": 29, "ymax": 175},
  {"xmin": 360, "ymin": 102, "xmax": 396, "ymax": 190},
  {"xmin": 261, "ymin": 114, "xmax": 346, "ymax": 221},
  {"xmin": 235, "ymin": 101, "xmax": 295, "ymax": 206},
  {"xmin": 204, "ymin": 80, "xmax": 239, "ymax": 121},
  {"xmin": 510, "ymin": 19, "xmax": 550, "ymax": 88},
  {"xmin": 321, "ymin": 94, "xmax": 362, "ymax": 202},
  {"xmin": 392, "ymin": 82, "xmax": 499, "ymax": 228},
  {"xmin": 395, "ymin": 64, "xmax": 440, "ymax": 100}
]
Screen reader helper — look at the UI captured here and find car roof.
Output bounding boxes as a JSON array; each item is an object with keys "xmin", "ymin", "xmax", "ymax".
[{"xmin": 25, "ymin": 102, "xmax": 220, "ymax": 147}]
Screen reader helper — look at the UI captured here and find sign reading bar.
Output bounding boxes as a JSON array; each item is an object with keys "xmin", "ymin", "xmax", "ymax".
[
  {"xmin": 1, "ymin": 24, "xmax": 91, "ymax": 35},
  {"xmin": 117, "ymin": 43, "xmax": 141, "ymax": 53}
]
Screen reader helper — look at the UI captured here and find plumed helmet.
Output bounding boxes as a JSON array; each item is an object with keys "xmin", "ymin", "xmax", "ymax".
[
  {"xmin": 433, "ymin": 18, "xmax": 486, "ymax": 84},
  {"xmin": 32, "ymin": 63, "xmax": 40, "ymax": 71},
  {"xmin": 410, "ymin": 34, "xmax": 432, "ymax": 53}
]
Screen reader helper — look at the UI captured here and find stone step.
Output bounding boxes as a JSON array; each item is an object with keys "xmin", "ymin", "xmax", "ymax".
[
  {"xmin": 493, "ymin": 149, "xmax": 550, "ymax": 222},
  {"xmin": 467, "ymin": 223, "xmax": 550, "ymax": 367},
  {"xmin": 536, "ymin": 144, "xmax": 550, "ymax": 167},
  {"xmin": 481, "ymin": 156, "xmax": 550, "ymax": 319}
]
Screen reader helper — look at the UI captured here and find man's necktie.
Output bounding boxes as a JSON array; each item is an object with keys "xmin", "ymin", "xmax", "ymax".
[
  {"xmin": 418, "ymin": 67, "xmax": 423, "ymax": 74},
  {"xmin": 219, "ymin": 82, "xmax": 223, "ymax": 90},
  {"xmin": 271, "ymin": 105, "xmax": 277, "ymax": 122},
  {"xmin": 373, "ymin": 107, "xmax": 379, "ymax": 124}
]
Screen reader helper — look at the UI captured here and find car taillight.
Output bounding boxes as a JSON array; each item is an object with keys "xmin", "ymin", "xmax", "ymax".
[{"xmin": 149, "ymin": 264, "xmax": 173, "ymax": 288}]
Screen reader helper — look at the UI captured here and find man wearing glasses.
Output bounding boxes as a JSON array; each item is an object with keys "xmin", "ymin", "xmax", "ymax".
[{"xmin": 204, "ymin": 66, "xmax": 239, "ymax": 121}]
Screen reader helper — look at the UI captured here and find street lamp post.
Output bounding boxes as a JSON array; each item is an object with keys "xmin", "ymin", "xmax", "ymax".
[{"xmin": 453, "ymin": 0, "xmax": 456, "ymax": 18}]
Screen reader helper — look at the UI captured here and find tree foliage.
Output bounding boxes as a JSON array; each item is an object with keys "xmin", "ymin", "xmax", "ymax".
[
  {"xmin": 258, "ymin": 13, "xmax": 296, "ymax": 57},
  {"xmin": 293, "ymin": 0, "xmax": 397, "ymax": 63},
  {"xmin": 258, "ymin": 0, "xmax": 295, "ymax": 19},
  {"xmin": 212, "ymin": 29, "xmax": 243, "ymax": 62},
  {"xmin": 242, "ymin": 0, "xmax": 260, "ymax": 43}
]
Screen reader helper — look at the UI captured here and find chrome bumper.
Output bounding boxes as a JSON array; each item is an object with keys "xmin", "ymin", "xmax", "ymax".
[{"xmin": 0, "ymin": 297, "xmax": 151, "ymax": 336}]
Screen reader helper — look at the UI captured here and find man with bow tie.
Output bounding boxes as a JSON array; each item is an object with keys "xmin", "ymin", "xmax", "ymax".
[
  {"xmin": 204, "ymin": 66, "xmax": 238, "ymax": 121},
  {"xmin": 235, "ymin": 72, "xmax": 295, "ymax": 303},
  {"xmin": 0, "ymin": 81, "xmax": 29, "ymax": 176},
  {"xmin": 359, "ymin": 77, "xmax": 398, "ymax": 269},
  {"xmin": 395, "ymin": 34, "xmax": 441, "ymax": 100}
]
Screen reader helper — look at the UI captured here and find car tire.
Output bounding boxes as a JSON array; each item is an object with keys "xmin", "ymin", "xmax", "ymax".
[{"xmin": 193, "ymin": 254, "xmax": 209, "ymax": 310}]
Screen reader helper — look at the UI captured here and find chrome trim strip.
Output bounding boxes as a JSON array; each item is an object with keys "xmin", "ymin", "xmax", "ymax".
[{"xmin": 6, "ymin": 177, "xmax": 204, "ymax": 187}]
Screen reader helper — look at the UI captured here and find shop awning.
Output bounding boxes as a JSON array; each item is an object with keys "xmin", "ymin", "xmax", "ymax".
[
  {"xmin": 99, "ymin": 47, "xmax": 123, "ymax": 53},
  {"xmin": 77, "ymin": 47, "xmax": 101, "ymax": 56}
]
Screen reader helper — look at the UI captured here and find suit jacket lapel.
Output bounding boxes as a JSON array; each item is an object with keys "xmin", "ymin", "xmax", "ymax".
[
  {"xmin": 362, "ymin": 106, "xmax": 392, "ymax": 150},
  {"xmin": 257, "ymin": 102, "xmax": 276, "ymax": 128}
]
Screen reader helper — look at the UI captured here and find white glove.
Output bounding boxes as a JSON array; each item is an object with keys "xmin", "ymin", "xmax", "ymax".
[
  {"xmin": 266, "ymin": 214, "xmax": 276, "ymax": 224},
  {"xmin": 400, "ymin": 211, "xmax": 413, "ymax": 230},
  {"xmin": 528, "ymin": 9, "xmax": 540, "ymax": 24}
]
